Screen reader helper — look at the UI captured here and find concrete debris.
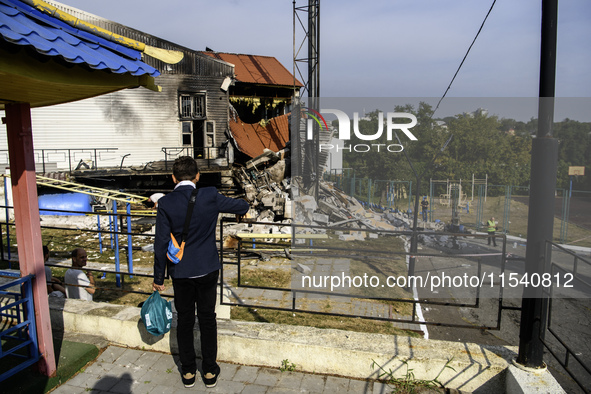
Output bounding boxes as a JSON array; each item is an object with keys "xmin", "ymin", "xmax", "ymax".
[
  {"xmin": 226, "ymin": 145, "xmax": 454, "ymax": 246},
  {"xmin": 418, "ymin": 233, "xmax": 468, "ymax": 250},
  {"xmin": 223, "ymin": 146, "xmax": 294, "ymax": 251},
  {"xmin": 233, "ymin": 146, "xmax": 291, "ymax": 220},
  {"xmin": 291, "ymin": 177, "xmax": 448, "ymax": 240},
  {"xmin": 295, "ymin": 263, "xmax": 312, "ymax": 274}
]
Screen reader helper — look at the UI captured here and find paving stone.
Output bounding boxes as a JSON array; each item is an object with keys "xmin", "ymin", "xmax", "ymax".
[
  {"xmin": 125, "ymin": 364, "xmax": 151, "ymax": 382},
  {"xmin": 109, "ymin": 378, "xmax": 144, "ymax": 394},
  {"xmin": 233, "ymin": 365, "xmax": 261, "ymax": 383},
  {"xmin": 96, "ymin": 346, "xmax": 127, "ymax": 364},
  {"xmin": 63, "ymin": 371, "xmax": 101, "ymax": 389},
  {"xmin": 51, "ymin": 344, "xmax": 393, "ymax": 394},
  {"xmin": 145, "ymin": 368, "xmax": 184, "ymax": 386},
  {"xmin": 134, "ymin": 350, "xmax": 163, "ymax": 370},
  {"xmin": 325, "ymin": 375, "xmax": 350, "ymax": 392},
  {"xmin": 113, "ymin": 348, "xmax": 144, "ymax": 367},
  {"xmin": 83, "ymin": 360, "xmax": 118, "ymax": 376},
  {"xmin": 299, "ymin": 374, "xmax": 326, "ymax": 392},
  {"xmin": 242, "ymin": 383, "xmax": 271, "ymax": 393},
  {"xmin": 170, "ymin": 387, "xmax": 209, "ymax": 394},
  {"xmin": 50, "ymin": 384, "xmax": 88, "ymax": 394},
  {"xmin": 148, "ymin": 354, "xmax": 180, "ymax": 374},
  {"xmin": 101, "ymin": 364, "xmax": 139, "ymax": 381},
  {"xmin": 347, "ymin": 379, "xmax": 373, "ymax": 393},
  {"xmin": 266, "ymin": 388, "xmax": 303, "ymax": 394},
  {"xmin": 219, "ymin": 362, "xmax": 240, "ymax": 380},
  {"xmin": 372, "ymin": 380, "xmax": 392, "ymax": 394},
  {"xmin": 277, "ymin": 371, "xmax": 304, "ymax": 388},
  {"xmin": 89, "ymin": 375, "xmax": 121, "ymax": 391},
  {"xmin": 207, "ymin": 379, "xmax": 248, "ymax": 393},
  {"xmin": 148, "ymin": 383, "xmax": 181, "ymax": 394},
  {"xmin": 254, "ymin": 368, "xmax": 282, "ymax": 386}
]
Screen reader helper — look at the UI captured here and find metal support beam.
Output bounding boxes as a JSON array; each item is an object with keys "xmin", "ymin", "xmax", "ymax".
[
  {"xmin": 517, "ymin": 0, "xmax": 559, "ymax": 369},
  {"xmin": 293, "ymin": 0, "xmax": 320, "ymax": 197},
  {"xmin": 4, "ymin": 103, "xmax": 57, "ymax": 377}
]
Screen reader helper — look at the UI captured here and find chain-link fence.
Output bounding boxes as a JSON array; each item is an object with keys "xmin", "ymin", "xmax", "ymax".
[{"xmin": 323, "ymin": 173, "xmax": 591, "ymax": 247}]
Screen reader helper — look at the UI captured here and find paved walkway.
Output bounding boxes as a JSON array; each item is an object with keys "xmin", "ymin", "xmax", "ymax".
[{"xmin": 51, "ymin": 345, "xmax": 393, "ymax": 394}]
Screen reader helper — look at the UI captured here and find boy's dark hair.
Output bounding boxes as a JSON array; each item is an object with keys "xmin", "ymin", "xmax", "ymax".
[{"xmin": 173, "ymin": 156, "xmax": 199, "ymax": 181}]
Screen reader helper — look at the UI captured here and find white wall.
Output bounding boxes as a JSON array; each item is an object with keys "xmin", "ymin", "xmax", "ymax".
[
  {"xmin": 0, "ymin": 79, "xmax": 180, "ymax": 171},
  {"xmin": 326, "ymin": 137, "xmax": 343, "ymax": 173}
]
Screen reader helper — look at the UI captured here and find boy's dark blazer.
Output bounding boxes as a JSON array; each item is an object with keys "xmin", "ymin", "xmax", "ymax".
[{"xmin": 154, "ymin": 185, "xmax": 249, "ymax": 285}]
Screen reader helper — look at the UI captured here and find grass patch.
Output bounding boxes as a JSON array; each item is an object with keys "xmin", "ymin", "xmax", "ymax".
[
  {"xmin": 231, "ymin": 306, "xmax": 421, "ymax": 337},
  {"xmin": 230, "ymin": 267, "xmax": 291, "ymax": 288},
  {"xmin": 92, "ymin": 274, "xmax": 166, "ymax": 306},
  {"xmin": 40, "ymin": 227, "xmax": 154, "ymax": 269}
]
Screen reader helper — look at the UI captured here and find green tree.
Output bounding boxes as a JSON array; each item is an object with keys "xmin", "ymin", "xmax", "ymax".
[{"xmin": 553, "ymin": 119, "xmax": 591, "ymax": 190}]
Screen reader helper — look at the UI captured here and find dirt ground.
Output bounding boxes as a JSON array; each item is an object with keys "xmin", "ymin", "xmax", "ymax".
[{"xmin": 514, "ymin": 194, "xmax": 591, "ymax": 231}]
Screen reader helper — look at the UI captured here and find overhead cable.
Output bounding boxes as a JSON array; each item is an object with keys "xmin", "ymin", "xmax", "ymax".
[{"xmin": 433, "ymin": 0, "xmax": 497, "ymax": 116}]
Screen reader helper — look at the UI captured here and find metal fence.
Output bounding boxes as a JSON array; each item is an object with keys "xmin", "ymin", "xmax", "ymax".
[
  {"xmin": 542, "ymin": 242, "xmax": 591, "ymax": 392},
  {"xmin": 161, "ymin": 146, "xmax": 228, "ymax": 170},
  {"xmin": 0, "ymin": 203, "xmax": 154, "ymax": 288},
  {"xmin": 323, "ymin": 173, "xmax": 591, "ymax": 247},
  {"xmin": 0, "ymin": 148, "xmax": 120, "ymax": 174},
  {"xmin": 0, "ymin": 200, "xmax": 589, "ymax": 390},
  {"xmin": 0, "ymin": 271, "xmax": 40, "ymax": 382},
  {"xmin": 220, "ymin": 219, "xmax": 513, "ymax": 331}
]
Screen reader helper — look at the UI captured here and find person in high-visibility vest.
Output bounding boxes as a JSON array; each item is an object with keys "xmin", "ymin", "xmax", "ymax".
[{"xmin": 487, "ymin": 217, "xmax": 497, "ymax": 247}]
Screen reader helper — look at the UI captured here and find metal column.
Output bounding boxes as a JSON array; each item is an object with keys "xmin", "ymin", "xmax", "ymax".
[{"xmin": 517, "ymin": 0, "xmax": 559, "ymax": 369}]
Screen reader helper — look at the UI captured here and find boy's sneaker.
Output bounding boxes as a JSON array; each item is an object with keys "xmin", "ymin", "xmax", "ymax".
[
  {"xmin": 202, "ymin": 366, "xmax": 220, "ymax": 388},
  {"xmin": 182, "ymin": 372, "xmax": 196, "ymax": 388}
]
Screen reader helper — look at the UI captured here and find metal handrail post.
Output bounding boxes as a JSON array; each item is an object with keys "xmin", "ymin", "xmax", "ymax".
[
  {"xmin": 113, "ymin": 200, "xmax": 121, "ymax": 287},
  {"xmin": 3, "ymin": 180, "xmax": 10, "ymax": 263},
  {"xmin": 126, "ymin": 199, "xmax": 133, "ymax": 278},
  {"xmin": 97, "ymin": 213, "xmax": 103, "ymax": 253}
]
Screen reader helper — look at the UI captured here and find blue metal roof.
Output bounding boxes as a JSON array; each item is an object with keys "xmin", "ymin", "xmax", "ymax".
[{"xmin": 0, "ymin": 0, "xmax": 160, "ymax": 77}]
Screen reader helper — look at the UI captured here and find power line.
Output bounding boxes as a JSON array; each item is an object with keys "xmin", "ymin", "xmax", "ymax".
[{"xmin": 433, "ymin": 0, "xmax": 497, "ymax": 116}]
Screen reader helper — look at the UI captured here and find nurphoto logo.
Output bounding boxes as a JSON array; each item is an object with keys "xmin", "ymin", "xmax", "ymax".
[{"xmin": 303, "ymin": 108, "xmax": 418, "ymax": 153}]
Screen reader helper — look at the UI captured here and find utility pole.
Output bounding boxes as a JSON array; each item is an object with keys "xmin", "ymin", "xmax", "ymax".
[
  {"xmin": 516, "ymin": 0, "xmax": 559, "ymax": 368},
  {"xmin": 293, "ymin": 0, "xmax": 320, "ymax": 198}
]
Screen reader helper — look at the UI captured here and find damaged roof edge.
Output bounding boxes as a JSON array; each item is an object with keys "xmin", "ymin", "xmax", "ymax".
[
  {"xmin": 21, "ymin": 0, "xmax": 184, "ymax": 64},
  {"xmin": 42, "ymin": 0, "xmax": 237, "ymax": 70}
]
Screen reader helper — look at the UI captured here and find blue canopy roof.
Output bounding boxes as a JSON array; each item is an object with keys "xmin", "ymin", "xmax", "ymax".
[{"xmin": 0, "ymin": 0, "xmax": 160, "ymax": 77}]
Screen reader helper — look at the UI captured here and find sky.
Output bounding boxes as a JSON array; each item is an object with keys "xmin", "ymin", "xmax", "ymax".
[{"xmin": 57, "ymin": 0, "xmax": 590, "ymax": 117}]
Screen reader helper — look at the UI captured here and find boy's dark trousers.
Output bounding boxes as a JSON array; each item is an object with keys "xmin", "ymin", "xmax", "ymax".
[{"xmin": 172, "ymin": 270, "xmax": 219, "ymax": 375}]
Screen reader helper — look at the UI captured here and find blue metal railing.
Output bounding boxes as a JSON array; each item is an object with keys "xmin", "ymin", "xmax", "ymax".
[{"xmin": 0, "ymin": 271, "xmax": 40, "ymax": 382}]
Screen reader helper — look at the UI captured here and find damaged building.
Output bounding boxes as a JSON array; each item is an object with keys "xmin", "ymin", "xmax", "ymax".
[{"xmin": 0, "ymin": 0, "xmax": 304, "ymax": 197}]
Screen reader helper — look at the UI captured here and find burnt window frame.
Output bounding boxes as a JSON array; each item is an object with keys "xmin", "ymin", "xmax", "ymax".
[{"xmin": 178, "ymin": 92, "xmax": 207, "ymax": 120}]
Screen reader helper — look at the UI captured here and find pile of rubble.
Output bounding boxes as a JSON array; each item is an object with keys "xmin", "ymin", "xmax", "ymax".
[
  {"xmin": 292, "ymin": 179, "xmax": 445, "ymax": 237},
  {"xmin": 226, "ymin": 146, "xmax": 458, "ymax": 248},
  {"xmin": 418, "ymin": 234, "xmax": 469, "ymax": 250},
  {"xmin": 233, "ymin": 145, "xmax": 291, "ymax": 222}
]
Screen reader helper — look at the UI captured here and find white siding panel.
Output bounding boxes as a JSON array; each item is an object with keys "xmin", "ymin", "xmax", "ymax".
[
  {"xmin": 0, "ymin": 78, "xmax": 181, "ymax": 171},
  {"xmin": 0, "ymin": 75, "xmax": 230, "ymax": 172}
]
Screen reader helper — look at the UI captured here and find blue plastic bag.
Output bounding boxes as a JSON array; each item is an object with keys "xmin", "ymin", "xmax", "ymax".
[{"xmin": 141, "ymin": 291, "xmax": 173, "ymax": 336}]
